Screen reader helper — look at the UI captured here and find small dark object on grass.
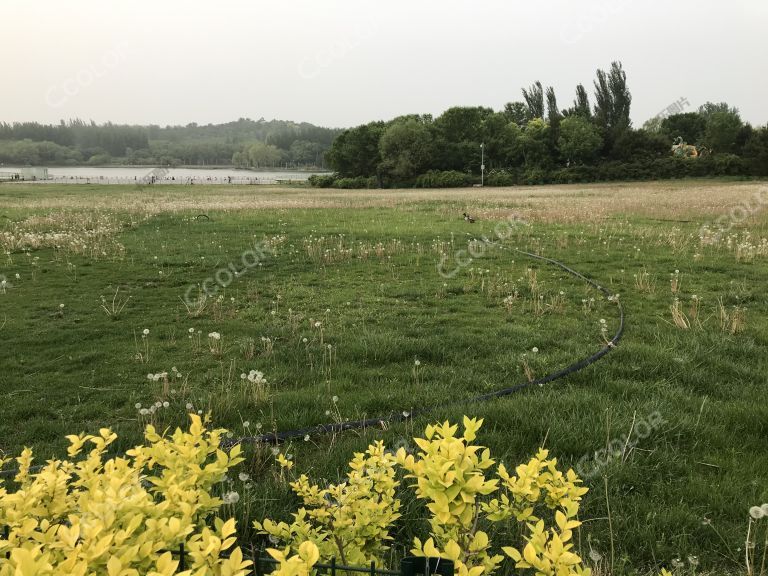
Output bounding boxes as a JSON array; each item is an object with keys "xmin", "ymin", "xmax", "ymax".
[
  {"xmin": 196, "ymin": 214, "xmax": 211, "ymax": 222},
  {"xmin": 463, "ymin": 212, "xmax": 475, "ymax": 223}
]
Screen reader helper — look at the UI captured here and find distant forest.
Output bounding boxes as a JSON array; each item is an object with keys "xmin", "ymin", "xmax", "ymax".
[
  {"xmin": 312, "ymin": 61, "xmax": 768, "ymax": 188},
  {"xmin": 0, "ymin": 118, "xmax": 341, "ymax": 168}
]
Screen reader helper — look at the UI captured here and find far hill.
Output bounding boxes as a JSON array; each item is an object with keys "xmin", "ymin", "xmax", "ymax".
[{"xmin": 0, "ymin": 117, "xmax": 342, "ymax": 169}]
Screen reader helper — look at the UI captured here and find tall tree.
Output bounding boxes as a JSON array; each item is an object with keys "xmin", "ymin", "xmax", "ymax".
[
  {"xmin": 546, "ymin": 86, "xmax": 561, "ymax": 127},
  {"xmin": 608, "ymin": 62, "xmax": 632, "ymax": 133},
  {"xmin": 593, "ymin": 61, "xmax": 632, "ymax": 155},
  {"xmin": 593, "ymin": 62, "xmax": 631, "ymax": 132},
  {"xmin": 593, "ymin": 68, "xmax": 612, "ymax": 130},
  {"xmin": 572, "ymin": 84, "xmax": 591, "ymax": 118},
  {"xmin": 522, "ymin": 81, "xmax": 544, "ymax": 119}
]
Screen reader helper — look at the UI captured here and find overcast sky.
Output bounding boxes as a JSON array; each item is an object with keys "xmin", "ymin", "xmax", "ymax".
[{"xmin": 2, "ymin": 0, "xmax": 766, "ymax": 128}]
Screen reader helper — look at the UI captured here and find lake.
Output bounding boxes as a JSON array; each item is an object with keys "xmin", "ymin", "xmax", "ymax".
[{"xmin": 0, "ymin": 166, "xmax": 327, "ymax": 184}]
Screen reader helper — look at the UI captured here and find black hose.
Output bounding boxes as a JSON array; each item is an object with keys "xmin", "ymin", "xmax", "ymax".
[{"xmin": 225, "ymin": 248, "xmax": 624, "ymax": 446}]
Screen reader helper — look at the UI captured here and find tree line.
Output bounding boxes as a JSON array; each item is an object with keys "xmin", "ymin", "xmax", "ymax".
[
  {"xmin": 0, "ymin": 118, "xmax": 340, "ymax": 168},
  {"xmin": 312, "ymin": 61, "xmax": 768, "ymax": 188}
]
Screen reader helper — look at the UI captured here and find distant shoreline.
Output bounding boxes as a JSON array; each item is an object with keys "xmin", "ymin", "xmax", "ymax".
[{"xmin": 0, "ymin": 163, "xmax": 330, "ymax": 173}]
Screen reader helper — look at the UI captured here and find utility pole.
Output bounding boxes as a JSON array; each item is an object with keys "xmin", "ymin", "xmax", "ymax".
[{"xmin": 480, "ymin": 142, "xmax": 485, "ymax": 186}]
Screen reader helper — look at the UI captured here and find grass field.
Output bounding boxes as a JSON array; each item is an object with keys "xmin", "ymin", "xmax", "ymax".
[{"xmin": 1, "ymin": 180, "xmax": 767, "ymax": 574}]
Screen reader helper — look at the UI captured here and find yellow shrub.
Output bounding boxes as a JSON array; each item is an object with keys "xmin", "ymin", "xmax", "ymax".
[
  {"xmin": 400, "ymin": 417, "xmax": 591, "ymax": 576},
  {"xmin": 0, "ymin": 415, "xmax": 251, "ymax": 576},
  {"xmin": 254, "ymin": 441, "xmax": 401, "ymax": 566}
]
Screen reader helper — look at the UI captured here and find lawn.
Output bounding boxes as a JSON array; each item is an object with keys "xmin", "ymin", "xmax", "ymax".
[{"xmin": 1, "ymin": 180, "xmax": 766, "ymax": 573}]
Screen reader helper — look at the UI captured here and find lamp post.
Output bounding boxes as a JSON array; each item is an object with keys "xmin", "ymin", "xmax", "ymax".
[{"xmin": 480, "ymin": 143, "xmax": 485, "ymax": 187}]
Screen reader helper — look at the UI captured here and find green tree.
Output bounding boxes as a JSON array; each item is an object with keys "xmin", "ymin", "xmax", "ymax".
[
  {"xmin": 289, "ymin": 140, "xmax": 324, "ymax": 166},
  {"xmin": 432, "ymin": 107, "xmax": 494, "ymax": 173},
  {"xmin": 558, "ymin": 116, "xmax": 603, "ymax": 164},
  {"xmin": 660, "ymin": 113, "xmax": 707, "ymax": 145},
  {"xmin": 698, "ymin": 101, "xmax": 740, "ymax": 119},
  {"xmin": 611, "ymin": 129, "xmax": 669, "ymax": 161},
  {"xmin": 378, "ymin": 119, "xmax": 434, "ymax": 183},
  {"xmin": 519, "ymin": 118, "xmax": 551, "ymax": 168},
  {"xmin": 743, "ymin": 125, "xmax": 768, "ymax": 176},
  {"xmin": 702, "ymin": 109, "xmax": 743, "ymax": 153},
  {"xmin": 503, "ymin": 101, "xmax": 529, "ymax": 126},
  {"xmin": 326, "ymin": 122, "xmax": 385, "ymax": 177},
  {"xmin": 247, "ymin": 142, "xmax": 282, "ymax": 167}
]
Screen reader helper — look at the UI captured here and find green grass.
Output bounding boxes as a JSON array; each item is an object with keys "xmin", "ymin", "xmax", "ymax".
[{"xmin": 1, "ymin": 182, "xmax": 766, "ymax": 574}]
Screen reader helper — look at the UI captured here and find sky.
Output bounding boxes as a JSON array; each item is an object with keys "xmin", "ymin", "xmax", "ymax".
[{"xmin": 2, "ymin": 0, "xmax": 767, "ymax": 129}]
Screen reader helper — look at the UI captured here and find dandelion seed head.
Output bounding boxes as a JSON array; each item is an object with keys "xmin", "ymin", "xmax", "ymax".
[
  {"xmin": 750, "ymin": 506, "xmax": 765, "ymax": 519},
  {"xmin": 222, "ymin": 491, "xmax": 240, "ymax": 505}
]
